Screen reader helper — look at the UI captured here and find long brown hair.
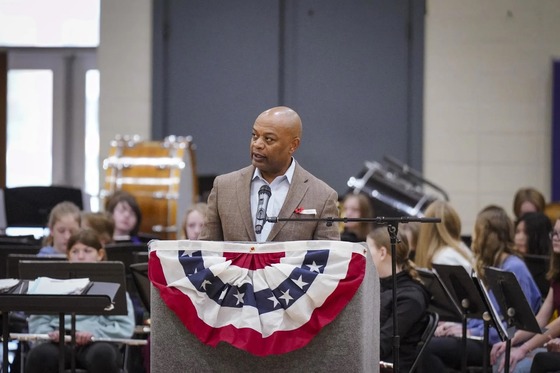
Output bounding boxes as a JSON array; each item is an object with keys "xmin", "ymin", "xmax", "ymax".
[
  {"xmin": 368, "ymin": 227, "xmax": 421, "ymax": 283},
  {"xmin": 415, "ymin": 200, "xmax": 470, "ymax": 269},
  {"xmin": 512, "ymin": 187, "xmax": 545, "ymax": 219},
  {"xmin": 472, "ymin": 205, "xmax": 517, "ymax": 283},
  {"xmin": 105, "ymin": 190, "xmax": 142, "ymax": 235},
  {"xmin": 341, "ymin": 193, "xmax": 374, "ymax": 241}
]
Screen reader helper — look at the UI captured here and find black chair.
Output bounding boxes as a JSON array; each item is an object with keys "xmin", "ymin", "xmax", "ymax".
[{"xmin": 410, "ymin": 311, "xmax": 439, "ymax": 373}]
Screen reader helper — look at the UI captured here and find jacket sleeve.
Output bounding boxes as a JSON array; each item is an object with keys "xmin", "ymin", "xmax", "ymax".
[
  {"xmin": 313, "ymin": 189, "xmax": 341, "ymax": 241},
  {"xmin": 198, "ymin": 176, "xmax": 224, "ymax": 241}
]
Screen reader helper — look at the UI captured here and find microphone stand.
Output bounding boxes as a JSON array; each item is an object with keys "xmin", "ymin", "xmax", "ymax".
[{"xmin": 267, "ymin": 215, "xmax": 441, "ymax": 373}]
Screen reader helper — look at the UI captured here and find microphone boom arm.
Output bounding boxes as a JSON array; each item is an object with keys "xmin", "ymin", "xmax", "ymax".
[{"xmin": 266, "ymin": 216, "xmax": 440, "ymax": 226}]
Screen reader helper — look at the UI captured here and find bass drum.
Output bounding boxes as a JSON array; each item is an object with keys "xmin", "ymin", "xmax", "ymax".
[
  {"xmin": 102, "ymin": 135, "xmax": 198, "ymax": 240},
  {"xmin": 346, "ymin": 158, "xmax": 448, "ymax": 218}
]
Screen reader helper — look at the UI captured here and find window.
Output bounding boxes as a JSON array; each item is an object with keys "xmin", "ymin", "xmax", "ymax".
[
  {"xmin": 0, "ymin": 0, "xmax": 100, "ymax": 47},
  {"xmin": 6, "ymin": 70, "xmax": 53, "ymax": 187}
]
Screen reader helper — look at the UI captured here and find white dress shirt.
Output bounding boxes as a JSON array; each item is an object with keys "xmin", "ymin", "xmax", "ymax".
[{"xmin": 251, "ymin": 159, "xmax": 296, "ymax": 242}]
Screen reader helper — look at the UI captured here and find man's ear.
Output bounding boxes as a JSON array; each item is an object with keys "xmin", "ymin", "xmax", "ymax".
[{"xmin": 289, "ymin": 137, "xmax": 300, "ymax": 154}]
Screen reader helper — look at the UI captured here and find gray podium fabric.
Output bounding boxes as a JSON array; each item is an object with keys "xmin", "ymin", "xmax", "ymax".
[{"xmin": 150, "ymin": 254, "xmax": 380, "ymax": 373}]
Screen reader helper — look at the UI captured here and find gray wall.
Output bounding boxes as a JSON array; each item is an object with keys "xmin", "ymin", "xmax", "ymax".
[{"xmin": 152, "ymin": 0, "xmax": 425, "ymax": 196}]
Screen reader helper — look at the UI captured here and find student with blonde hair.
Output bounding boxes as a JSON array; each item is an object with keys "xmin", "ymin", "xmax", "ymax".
[
  {"xmin": 414, "ymin": 200, "xmax": 473, "ymax": 270},
  {"xmin": 420, "ymin": 205, "xmax": 541, "ymax": 372},
  {"xmin": 38, "ymin": 201, "xmax": 81, "ymax": 256},
  {"xmin": 181, "ymin": 202, "xmax": 208, "ymax": 240}
]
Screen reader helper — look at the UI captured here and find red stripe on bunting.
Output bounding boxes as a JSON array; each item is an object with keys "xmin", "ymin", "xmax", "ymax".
[
  {"xmin": 222, "ymin": 251, "xmax": 286, "ymax": 270},
  {"xmin": 149, "ymin": 249, "xmax": 365, "ymax": 356}
]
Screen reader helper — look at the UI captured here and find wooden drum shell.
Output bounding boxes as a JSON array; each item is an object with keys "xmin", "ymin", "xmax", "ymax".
[{"xmin": 102, "ymin": 135, "xmax": 198, "ymax": 240}]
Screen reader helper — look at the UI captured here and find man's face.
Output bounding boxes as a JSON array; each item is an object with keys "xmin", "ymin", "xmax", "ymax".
[{"xmin": 250, "ymin": 118, "xmax": 296, "ymax": 181}]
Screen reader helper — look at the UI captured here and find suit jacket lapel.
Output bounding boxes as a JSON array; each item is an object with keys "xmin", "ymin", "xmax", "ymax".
[
  {"xmin": 236, "ymin": 166, "xmax": 256, "ymax": 241},
  {"xmin": 268, "ymin": 163, "xmax": 308, "ymax": 241}
]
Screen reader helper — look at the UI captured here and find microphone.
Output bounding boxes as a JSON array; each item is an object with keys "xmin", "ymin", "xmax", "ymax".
[{"xmin": 255, "ymin": 185, "xmax": 271, "ymax": 234}]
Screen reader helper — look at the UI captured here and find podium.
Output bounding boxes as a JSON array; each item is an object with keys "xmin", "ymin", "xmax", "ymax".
[{"xmin": 149, "ymin": 240, "xmax": 380, "ymax": 372}]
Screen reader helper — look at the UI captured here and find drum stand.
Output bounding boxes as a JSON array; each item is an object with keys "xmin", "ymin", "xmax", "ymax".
[{"xmin": 267, "ymin": 215, "xmax": 441, "ymax": 373}]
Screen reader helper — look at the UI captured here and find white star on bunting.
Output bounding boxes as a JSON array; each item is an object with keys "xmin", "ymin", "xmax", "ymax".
[
  {"xmin": 293, "ymin": 275, "xmax": 308, "ymax": 289},
  {"xmin": 234, "ymin": 290, "xmax": 245, "ymax": 305},
  {"xmin": 306, "ymin": 261, "xmax": 322, "ymax": 273},
  {"xmin": 279, "ymin": 289, "xmax": 294, "ymax": 306}
]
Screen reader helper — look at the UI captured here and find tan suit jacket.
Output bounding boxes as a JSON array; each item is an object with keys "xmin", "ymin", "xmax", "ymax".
[{"xmin": 199, "ymin": 162, "xmax": 340, "ymax": 242}]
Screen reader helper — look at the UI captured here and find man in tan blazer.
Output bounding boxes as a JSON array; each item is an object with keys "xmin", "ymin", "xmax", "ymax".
[{"xmin": 199, "ymin": 106, "xmax": 340, "ymax": 242}]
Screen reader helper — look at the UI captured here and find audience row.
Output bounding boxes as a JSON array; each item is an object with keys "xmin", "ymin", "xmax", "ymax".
[
  {"xmin": 4, "ymin": 185, "xmax": 560, "ymax": 373},
  {"xmin": 340, "ymin": 185, "xmax": 559, "ymax": 373}
]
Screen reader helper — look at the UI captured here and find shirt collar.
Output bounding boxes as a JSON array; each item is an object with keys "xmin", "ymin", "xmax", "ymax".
[{"xmin": 252, "ymin": 158, "xmax": 296, "ymax": 184}]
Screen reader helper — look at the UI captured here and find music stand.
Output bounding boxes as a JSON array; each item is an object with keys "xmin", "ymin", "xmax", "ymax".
[
  {"xmin": 0, "ymin": 245, "xmax": 40, "ymax": 279},
  {"xmin": 130, "ymin": 262, "xmax": 150, "ymax": 311},
  {"xmin": 484, "ymin": 266, "xmax": 542, "ymax": 373},
  {"xmin": 6, "ymin": 254, "xmax": 64, "ymax": 279},
  {"xmin": 104, "ymin": 242, "xmax": 149, "ymax": 274},
  {"xmin": 132, "ymin": 251, "xmax": 149, "ymax": 264},
  {"xmin": 3, "ymin": 186, "xmax": 86, "ymax": 228},
  {"xmin": 18, "ymin": 261, "xmax": 127, "ymax": 316},
  {"xmin": 2, "ymin": 261, "xmax": 124, "ymax": 373},
  {"xmin": 417, "ymin": 268, "xmax": 462, "ymax": 322},
  {"xmin": 432, "ymin": 264, "xmax": 500, "ymax": 373}
]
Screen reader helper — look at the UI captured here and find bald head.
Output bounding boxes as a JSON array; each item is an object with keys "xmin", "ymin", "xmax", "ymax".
[
  {"xmin": 256, "ymin": 106, "xmax": 302, "ymax": 139},
  {"xmin": 250, "ymin": 106, "xmax": 302, "ymax": 183}
]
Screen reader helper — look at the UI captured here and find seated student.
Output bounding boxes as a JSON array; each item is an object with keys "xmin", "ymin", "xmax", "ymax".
[
  {"xmin": 529, "ymin": 338, "xmax": 560, "ymax": 373},
  {"xmin": 38, "ymin": 201, "xmax": 81, "ymax": 256},
  {"xmin": 180, "ymin": 202, "xmax": 208, "ymax": 240},
  {"xmin": 420, "ymin": 205, "xmax": 542, "ymax": 372},
  {"xmin": 340, "ymin": 193, "xmax": 374, "ymax": 242},
  {"xmin": 104, "ymin": 190, "xmax": 142, "ymax": 243},
  {"xmin": 491, "ymin": 217, "xmax": 560, "ymax": 373},
  {"xmin": 400, "ymin": 221, "xmax": 421, "ymax": 261},
  {"xmin": 515, "ymin": 212, "xmax": 553, "ymax": 257},
  {"xmin": 25, "ymin": 229, "xmax": 136, "ymax": 373},
  {"xmin": 367, "ymin": 227, "xmax": 430, "ymax": 372},
  {"xmin": 414, "ymin": 200, "xmax": 474, "ymax": 271},
  {"xmin": 514, "ymin": 212, "xmax": 553, "ymax": 297},
  {"xmin": 513, "ymin": 187, "xmax": 546, "ymax": 220},
  {"xmin": 81, "ymin": 212, "xmax": 115, "ymax": 246}
]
